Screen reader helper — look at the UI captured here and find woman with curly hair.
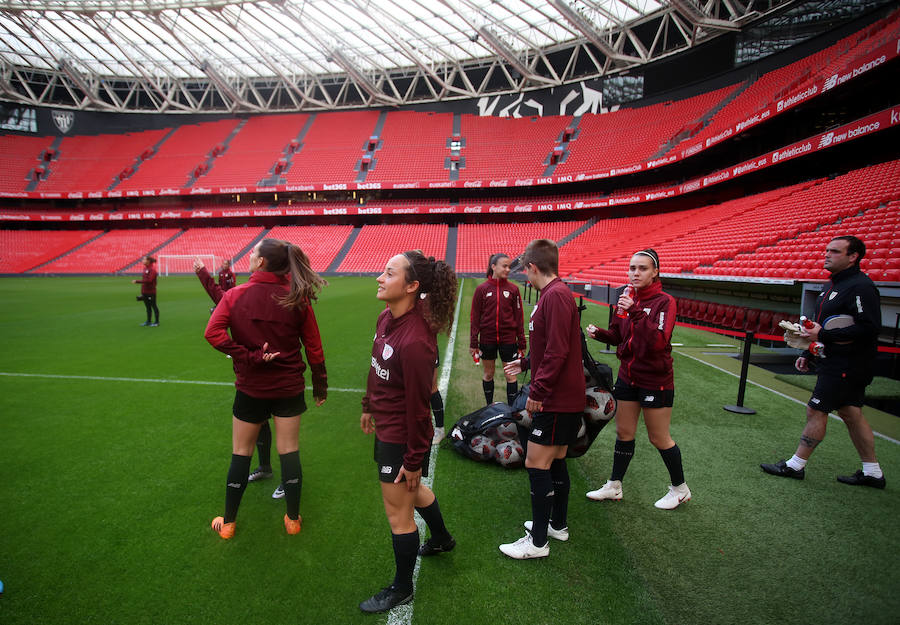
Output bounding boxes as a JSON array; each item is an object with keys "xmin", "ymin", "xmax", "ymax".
[{"xmin": 358, "ymin": 250, "xmax": 458, "ymax": 613}]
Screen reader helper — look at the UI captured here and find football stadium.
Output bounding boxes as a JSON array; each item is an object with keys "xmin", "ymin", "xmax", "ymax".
[{"xmin": 1, "ymin": 0, "xmax": 899, "ymax": 623}]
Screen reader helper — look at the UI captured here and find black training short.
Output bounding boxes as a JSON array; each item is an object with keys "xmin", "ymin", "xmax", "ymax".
[
  {"xmin": 479, "ymin": 343, "xmax": 518, "ymax": 362},
  {"xmin": 808, "ymin": 372, "xmax": 866, "ymax": 414},
  {"xmin": 528, "ymin": 411, "xmax": 582, "ymax": 447},
  {"xmin": 613, "ymin": 378, "xmax": 674, "ymax": 408},
  {"xmin": 232, "ymin": 389, "xmax": 307, "ymax": 424},
  {"xmin": 374, "ymin": 438, "xmax": 431, "ymax": 483}
]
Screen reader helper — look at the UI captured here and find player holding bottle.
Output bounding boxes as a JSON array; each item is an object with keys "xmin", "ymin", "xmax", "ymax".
[{"xmin": 585, "ymin": 249, "xmax": 691, "ymax": 510}]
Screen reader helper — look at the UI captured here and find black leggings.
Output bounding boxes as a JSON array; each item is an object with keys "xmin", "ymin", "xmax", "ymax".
[{"xmin": 142, "ymin": 294, "xmax": 159, "ymax": 323}]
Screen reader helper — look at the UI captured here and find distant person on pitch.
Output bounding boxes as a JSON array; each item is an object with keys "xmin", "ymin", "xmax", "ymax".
[
  {"xmin": 132, "ymin": 255, "xmax": 159, "ymax": 327},
  {"xmin": 470, "ymin": 253, "xmax": 527, "ymax": 407},
  {"xmin": 218, "ymin": 258, "xmax": 236, "ymax": 292},
  {"xmin": 499, "ymin": 239, "xmax": 583, "ymax": 559},
  {"xmin": 193, "ymin": 256, "xmax": 283, "ymax": 500},
  {"xmin": 761, "ymin": 236, "xmax": 884, "ymax": 488}
]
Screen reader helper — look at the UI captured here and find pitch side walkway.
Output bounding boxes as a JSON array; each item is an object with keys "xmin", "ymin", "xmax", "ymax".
[{"xmin": 674, "ymin": 344, "xmax": 900, "ymax": 443}]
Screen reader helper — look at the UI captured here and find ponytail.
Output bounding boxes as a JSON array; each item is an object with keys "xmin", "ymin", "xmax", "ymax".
[
  {"xmin": 487, "ymin": 253, "xmax": 509, "ymax": 278},
  {"xmin": 257, "ymin": 238, "xmax": 327, "ymax": 310},
  {"xmin": 403, "ymin": 250, "xmax": 458, "ymax": 335}
]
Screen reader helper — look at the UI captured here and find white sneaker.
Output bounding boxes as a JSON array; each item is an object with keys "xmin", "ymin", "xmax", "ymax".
[
  {"xmin": 272, "ymin": 484, "xmax": 285, "ymax": 499},
  {"xmin": 586, "ymin": 480, "xmax": 623, "ymax": 501},
  {"xmin": 432, "ymin": 427, "xmax": 445, "ymax": 445},
  {"xmin": 523, "ymin": 520, "xmax": 569, "ymax": 542},
  {"xmin": 654, "ymin": 483, "xmax": 691, "ymax": 510},
  {"xmin": 499, "ymin": 532, "xmax": 549, "ymax": 559}
]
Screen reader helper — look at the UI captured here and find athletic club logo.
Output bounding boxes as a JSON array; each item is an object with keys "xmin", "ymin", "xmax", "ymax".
[
  {"xmin": 382, "ymin": 344, "xmax": 394, "ymax": 360},
  {"xmin": 51, "ymin": 110, "xmax": 74, "ymax": 134},
  {"xmin": 829, "ymin": 292, "xmax": 837, "ymax": 300},
  {"xmin": 503, "ymin": 290, "xmax": 510, "ymax": 298}
]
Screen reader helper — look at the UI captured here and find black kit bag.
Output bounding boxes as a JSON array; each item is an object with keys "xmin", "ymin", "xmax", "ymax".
[{"xmin": 448, "ymin": 402, "xmax": 526, "ymax": 468}]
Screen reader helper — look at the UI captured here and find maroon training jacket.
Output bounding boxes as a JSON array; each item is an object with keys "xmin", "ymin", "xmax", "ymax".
[
  {"xmin": 522, "ymin": 277, "xmax": 585, "ymax": 413},
  {"xmin": 592, "ymin": 280, "xmax": 676, "ymax": 390},
  {"xmin": 137, "ymin": 265, "xmax": 157, "ymax": 295},
  {"xmin": 204, "ymin": 271, "xmax": 326, "ymax": 399},
  {"xmin": 362, "ymin": 304, "xmax": 436, "ymax": 472},
  {"xmin": 470, "ymin": 277, "xmax": 527, "ymax": 351}
]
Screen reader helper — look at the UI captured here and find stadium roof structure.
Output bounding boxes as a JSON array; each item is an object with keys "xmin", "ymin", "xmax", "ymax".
[{"xmin": 0, "ymin": 0, "xmax": 797, "ymax": 113}]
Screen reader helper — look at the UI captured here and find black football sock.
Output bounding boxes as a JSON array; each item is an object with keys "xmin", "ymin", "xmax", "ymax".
[
  {"xmin": 415, "ymin": 497, "xmax": 451, "ymax": 544},
  {"xmin": 527, "ymin": 467, "xmax": 553, "ymax": 548},
  {"xmin": 506, "ymin": 381, "xmax": 518, "ymax": 406},
  {"xmin": 430, "ymin": 391, "xmax": 445, "ymax": 428},
  {"xmin": 279, "ymin": 451, "xmax": 302, "ymax": 520},
  {"xmin": 224, "ymin": 454, "xmax": 251, "ymax": 523},
  {"xmin": 610, "ymin": 438, "xmax": 636, "ymax": 481},
  {"xmin": 549, "ymin": 459, "xmax": 570, "ymax": 530},
  {"xmin": 482, "ymin": 379, "xmax": 494, "ymax": 404},
  {"xmin": 256, "ymin": 421, "xmax": 273, "ymax": 470},
  {"xmin": 659, "ymin": 444, "xmax": 685, "ymax": 486},
  {"xmin": 391, "ymin": 531, "xmax": 420, "ymax": 593}
]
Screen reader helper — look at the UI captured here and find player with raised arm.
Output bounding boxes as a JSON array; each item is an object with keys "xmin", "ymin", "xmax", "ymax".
[{"xmin": 194, "ymin": 256, "xmax": 282, "ymax": 498}]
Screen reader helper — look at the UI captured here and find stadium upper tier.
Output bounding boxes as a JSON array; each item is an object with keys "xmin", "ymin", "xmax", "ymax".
[
  {"xmin": 2, "ymin": 9, "xmax": 897, "ymax": 198},
  {"xmin": 5, "ymin": 158, "xmax": 898, "ymax": 282}
]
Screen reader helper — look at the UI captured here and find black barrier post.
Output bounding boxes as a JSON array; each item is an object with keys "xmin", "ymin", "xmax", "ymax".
[{"xmin": 724, "ymin": 330, "xmax": 756, "ymax": 414}]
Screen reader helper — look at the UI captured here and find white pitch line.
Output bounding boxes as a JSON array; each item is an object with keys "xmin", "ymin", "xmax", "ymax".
[
  {"xmin": 0, "ymin": 371, "xmax": 365, "ymax": 394},
  {"xmin": 387, "ymin": 279, "xmax": 464, "ymax": 625},
  {"xmin": 675, "ymin": 350, "xmax": 900, "ymax": 445}
]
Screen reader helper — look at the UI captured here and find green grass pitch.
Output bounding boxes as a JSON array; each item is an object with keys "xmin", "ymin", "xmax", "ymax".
[{"xmin": 0, "ymin": 275, "xmax": 897, "ymax": 625}]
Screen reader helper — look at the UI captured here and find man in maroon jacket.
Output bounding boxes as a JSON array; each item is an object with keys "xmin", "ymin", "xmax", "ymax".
[{"xmin": 499, "ymin": 239, "xmax": 584, "ymax": 559}]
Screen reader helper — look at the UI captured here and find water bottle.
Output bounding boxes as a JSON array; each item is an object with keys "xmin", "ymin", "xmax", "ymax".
[
  {"xmin": 800, "ymin": 315, "xmax": 814, "ymax": 329},
  {"xmin": 473, "ymin": 351, "xmax": 481, "ymax": 365},
  {"xmin": 616, "ymin": 285, "xmax": 634, "ymax": 318},
  {"xmin": 809, "ymin": 342, "xmax": 825, "ymax": 357}
]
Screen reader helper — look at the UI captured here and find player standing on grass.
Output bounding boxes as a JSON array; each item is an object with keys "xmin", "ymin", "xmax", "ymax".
[
  {"xmin": 132, "ymin": 255, "xmax": 159, "ymax": 327},
  {"xmin": 194, "ymin": 256, "xmax": 283, "ymax": 499},
  {"xmin": 359, "ymin": 251, "xmax": 457, "ymax": 613},
  {"xmin": 470, "ymin": 253, "xmax": 527, "ymax": 406},
  {"xmin": 499, "ymin": 239, "xmax": 583, "ymax": 559},
  {"xmin": 204, "ymin": 239, "xmax": 327, "ymax": 539},
  {"xmin": 584, "ymin": 249, "xmax": 691, "ymax": 510},
  {"xmin": 760, "ymin": 236, "xmax": 885, "ymax": 488},
  {"xmin": 218, "ymin": 258, "xmax": 236, "ymax": 292}
]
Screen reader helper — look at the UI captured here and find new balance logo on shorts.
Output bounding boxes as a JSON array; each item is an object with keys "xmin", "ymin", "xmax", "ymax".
[
  {"xmin": 532, "ymin": 429, "xmax": 542, "ymax": 437},
  {"xmin": 644, "ymin": 395, "xmax": 655, "ymax": 403},
  {"xmin": 381, "ymin": 465, "xmax": 393, "ymax": 474},
  {"xmin": 811, "ymin": 397, "xmax": 821, "ymax": 405}
]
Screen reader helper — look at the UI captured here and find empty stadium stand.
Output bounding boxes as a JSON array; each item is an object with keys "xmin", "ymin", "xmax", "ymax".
[
  {"xmin": 36, "ymin": 228, "xmax": 181, "ymax": 274},
  {"xmin": 265, "ymin": 225, "xmax": 354, "ymax": 272},
  {"xmin": 456, "ymin": 221, "xmax": 586, "ymax": 274},
  {"xmin": 337, "ymin": 224, "xmax": 448, "ymax": 273}
]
